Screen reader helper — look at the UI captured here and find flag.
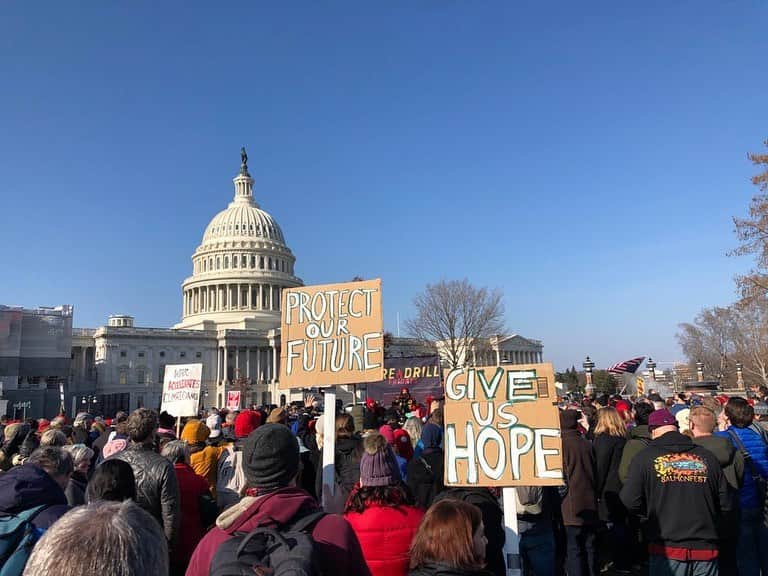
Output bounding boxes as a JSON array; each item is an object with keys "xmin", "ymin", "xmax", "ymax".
[{"xmin": 608, "ymin": 356, "xmax": 645, "ymax": 375}]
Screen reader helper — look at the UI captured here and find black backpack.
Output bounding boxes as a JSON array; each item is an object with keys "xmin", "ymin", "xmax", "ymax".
[{"xmin": 209, "ymin": 509, "xmax": 326, "ymax": 576}]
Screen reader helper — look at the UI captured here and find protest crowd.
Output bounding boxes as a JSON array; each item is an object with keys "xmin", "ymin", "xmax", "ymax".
[{"xmin": 1, "ymin": 385, "xmax": 768, "ymax": 576}]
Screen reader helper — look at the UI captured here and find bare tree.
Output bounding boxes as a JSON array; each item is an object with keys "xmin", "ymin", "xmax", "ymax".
[
  {"xmin": 731, "ymin": 295, "xmax": 768, "ymax": 386},
  {"xmin": 730, "ymin": 139, "xmax": 768, "ymax": 298},
  {"xmin": 677, "ymin": 306, "xmax": 737, "ymax": 385},
  {"xmin": 405, "ymin": 279, "xmax": 505, "ymax": 369}
]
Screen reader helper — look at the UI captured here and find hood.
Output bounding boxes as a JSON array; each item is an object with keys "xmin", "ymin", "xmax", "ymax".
[
  {"xmin": 336, "ymin": 437, "xmax": 360, "ymax": 456},
  {"xmin": 181, "ymin": 419, "xmax": 210, "ymax": 444},
  {"xmin": 651, "ymin": 430, "xmax": 696, "ymax": 453},
  {"xmin": 216, "ymin": 487, "xmax": 319, "ymax": 533},
  {"xmin": 693, "ymin": 435, "xmax": 734, "ymax": 466},
  {"xmin": 0, "ymin": 464, "xmax": 67, "ymax": 514},
  {"xmin": 630, "ymin": 424, "xmax": 651, "ymax": 440}
]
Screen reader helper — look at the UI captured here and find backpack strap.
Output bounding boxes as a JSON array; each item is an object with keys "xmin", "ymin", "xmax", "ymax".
[{"xmin": 287, "ymin": 509, "xmax": 327, "ymax": 534}]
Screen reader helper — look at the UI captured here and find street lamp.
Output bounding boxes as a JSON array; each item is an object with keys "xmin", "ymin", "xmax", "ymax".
[
  {"xmin": 696, "ymin": 361, "xmax": 705, "ymax": 383},
  {"xmin": 647, "ymin": 357, "xmax": 657, "ymax": 382},
  {"xmin": 583, "ymin": 356, "xmax": 595, "ymax": 397},
  {"xmin": 736, "ymin": 362, "xmax": 744, "ymax": 390}
]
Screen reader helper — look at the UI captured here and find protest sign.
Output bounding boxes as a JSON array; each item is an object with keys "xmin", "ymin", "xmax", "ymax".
[
  {"xmin": 279, "ymin": 278, "xmax": 384, "ymax": 389},
  {"xmin": 444, "ymin": 363, "xmax": 563, "ymax": 487},
  {"xmin": 226, "ymin": 390, "xmax": 241, "ymax": 411},
  {"xmin": 160, "ymin": 363, "xmax": 202, "ymax": 417},
  {"xmin": 366, "ymin": 356, "xmax": 442, "ymax": 405}
]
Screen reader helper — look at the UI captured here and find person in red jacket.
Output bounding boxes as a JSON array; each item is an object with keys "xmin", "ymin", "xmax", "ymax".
[
  {"xmin": 185, "ymin": 423, "xmax": 370, "ymax": 576},
  {"xmin": 345, "ymin": 433, "xmax": 424, "ymax": 576},
  {"xmin": 161, "ymin": 440, "xmax": 212, "ymax": 576}
]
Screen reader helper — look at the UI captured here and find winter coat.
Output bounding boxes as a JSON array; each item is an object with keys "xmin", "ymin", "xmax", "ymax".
[
  {"xmin": 716, "ymin": 424, "xmax": 768, "ymax": 510},
  {"xmin": 314, "ymin": 436, "xmax": 362, "ymax": 505},
  {"xmin": 433, "ymin": 488, "xmax": 505, "ymax": 576},
  {"xmin": 693, "ymin": 434, "xmax": 744, "ymax": 493},
  {"xmin": 112, "ymin": 442, "xmax": 180, "ymax": 543},
  {"xmin": 620, "ymin": 430, "xmax": 729, "ymax": 550},
  {"xmin": 172, "ymin": 462, "xmax": 210, "ymax": 575},
  {"xmin": 189, "ymin": 445, "xmax": 222, "ymax": 496},
  {"xmin": 0, "ymin": 463, "xmax": 70, "ymax": 529},
  {"xmin": 618, "ymin": 424, "xmax": 651, "ymax": 485},
  {"xmin": 345, "ymin": 502, "xmax": 424, "ymax": 576},
  {"xmin": 407, "ymin": 449, "xmax": 445, "ymax": 509},
  {"xmin": 560, "ymin": 429, "xmax": 598, "ymax": 527},
  {"xmin": 65, "ymin": 470, "xmax": 88, "ymax": 506},
  {"xmin": 408, "ymin": 562, "xmax": 495, "ymax": 576},
  {"xmin": 593, "ymin": 433, "xmax": 627, "ymax": 522},
  {"xmin": 185, "ymin": 487, "xmax": 371, "ymax": 576}
]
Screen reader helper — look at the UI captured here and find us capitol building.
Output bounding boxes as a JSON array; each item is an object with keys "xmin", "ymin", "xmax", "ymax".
[
  {"xmin": 1, "ymin": 150, "xmax": 545, "ymax": 418},
  {"xmin": 70, "ymin": 150, "xmax": 304, "ymax": 414}
]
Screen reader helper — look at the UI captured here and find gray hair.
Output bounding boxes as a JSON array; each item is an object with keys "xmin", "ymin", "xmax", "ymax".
[
  {"xmin": 63, "ymin": 444, "xmax": 95, "ymax": 467},
  {"xmin": 403, "ymin": 416, "xmax": 423, "ymax": 450},
  {"xmin": 23, "ymin": 500, "xmax": 168, "ymax": 576},
  {"xmin": 161, "ymin": 440, "xmax": 189, "ymax": 465},
  {"xmin": 39, "ymin": 429, "xmax": 68, "ymax": 447},
  {"xmin": 27, "ymin": 446, "xmax": 73, "ymax": 478}
]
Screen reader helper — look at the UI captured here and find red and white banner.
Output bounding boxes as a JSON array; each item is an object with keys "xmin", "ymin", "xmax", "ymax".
[{"xmin": 226, "ymin": 390, "xmax": 241, "ymax": 411}]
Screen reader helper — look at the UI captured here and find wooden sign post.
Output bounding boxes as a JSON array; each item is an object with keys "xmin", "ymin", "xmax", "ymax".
[
  {"xmin": 443, "ymin": 363, "xmax": 564, "ymax": 575},
  {"xmin": 279, "ymin": 279, "xmax": 384, "ymax": 509}
]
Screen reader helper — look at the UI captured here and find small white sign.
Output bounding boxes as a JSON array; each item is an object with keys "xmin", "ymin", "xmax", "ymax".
[{"xmin": 160, "ymin": 363, "xmax": 202, "ymax": 417}]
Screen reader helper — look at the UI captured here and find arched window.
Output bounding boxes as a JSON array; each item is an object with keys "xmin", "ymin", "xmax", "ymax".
[
  {"xmin": 259, "ymin": 256, "xmax": 265, "ymax": 269},
  {"xmin": 268, "ymin": 258, "xmax": 272, "ymax": 270},
  {"xmin": 216, "ymin": 257, "xmax": 221, "ymax": 270},
  {"xmin": 224, "ymin": 256, "xmax": 229, "ymax": 268},
  {"xmin": 251, "ymin": 256, "xmax": 256, "ymax": 268},
  {"xmin": 203, "ymin": 260, "xmax": 207, "ymax": 272},
  {"xmin": 233, "ymin": 255, "xmax": 238, "ymax": 268}
]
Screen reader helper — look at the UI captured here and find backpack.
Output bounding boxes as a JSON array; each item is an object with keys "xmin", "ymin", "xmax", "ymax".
[
  {"xmin": 0, "ymin": 505, "xmax": 48, "ymax": 576},
  {"xmin": 217, "ymin": 446, "xmax": 247, "ymax": 511},
  {"xmin": 209, "ymin": 509, "xmax": 326, "ymax": 576}
]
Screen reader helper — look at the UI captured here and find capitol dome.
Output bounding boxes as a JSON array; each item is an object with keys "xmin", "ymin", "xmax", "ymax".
[{"xmin": 175, "ymin": 150, "xmax": 303, "ymax": 331}]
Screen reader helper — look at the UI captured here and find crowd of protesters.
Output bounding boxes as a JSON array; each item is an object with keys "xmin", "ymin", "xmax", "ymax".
[{"xmin": 2, "ymin": 386, "xmax": 768, "ymax": 575}]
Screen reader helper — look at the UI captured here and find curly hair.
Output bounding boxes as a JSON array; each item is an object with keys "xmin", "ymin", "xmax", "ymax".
[
  {"xmin": 344, "ymin": 482, "xmax": 415, "ymax": 514},
  {"xmin": 126, "ymin": 408, "xmax": 158, "ymax": 444}
]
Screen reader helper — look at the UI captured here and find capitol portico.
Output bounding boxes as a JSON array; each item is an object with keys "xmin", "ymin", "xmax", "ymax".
[{"xmin": 68, "ymin": 150, "xmax": 302, "ymax": 413}]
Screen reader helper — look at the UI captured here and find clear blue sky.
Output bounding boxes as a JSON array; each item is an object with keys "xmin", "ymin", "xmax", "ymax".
[{"xmin": 1, "ymin": 2, "xmax": 766, "ymax": 371}]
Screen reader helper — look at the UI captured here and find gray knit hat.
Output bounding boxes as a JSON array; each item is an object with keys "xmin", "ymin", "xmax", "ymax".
[{"xmin": 243, "ymin": 423, "xmax": 300, "ymax": 490}]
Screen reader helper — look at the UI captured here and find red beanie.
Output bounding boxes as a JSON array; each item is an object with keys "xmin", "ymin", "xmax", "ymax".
[
  {"xmin": 394, "ymin": 428, "xmax": 413, "ymax": 461},
  {"xmin": 379, "ymin": 424, "xmax": 395, "ymax": 445},
  {"xmin": 235, "ymin": 410, "xmax": 262, "ymax": 438}
]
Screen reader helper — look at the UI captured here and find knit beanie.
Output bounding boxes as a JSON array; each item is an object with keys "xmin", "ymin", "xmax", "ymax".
[
  {"xmin": 235, "ymin": 410, "xmax": 262, "ymax": 438},
  {"xmin": 243, "ymin": 423, "xmax": 299, "ymax": 490},
  {"xmin": 359, "ymin": 433, "xmax": 401, "ymax": 487},
  {"xmin": 393, "ymin": 428, "xmax": 413, "ymax": 461},
  {"xmin": 266, "ymin": 406, "xmax": 287, "ymax": 424},
  {"xmin": 206, "ymin": 414, "xmax": 222, "ymax": 438},
  {"xmin": 181, "ymin": 419, "xmax": 210, "ymax": 444},
  {"xmin": 378, "ymin": 424, "xmax": 395, "ymax": 445}
]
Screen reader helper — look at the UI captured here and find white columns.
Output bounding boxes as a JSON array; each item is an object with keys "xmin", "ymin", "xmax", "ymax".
[
  {"xmin": 246, "ymin": 348, "xmax": 251, "ymax": 381},
  {"xmin": 256, "ymin": 346, "xmax": 262, "ymax": 383},
  {"xmin": 235, "ymin": 346, "xmax": 240, "ymax": 377},
  {"xmin": 272, "ymin": 345, "xmax": 278, "ymax": 383},
  {"xmin": 223, "ymin": 346, "xmax": 229, "ymax": 382}
]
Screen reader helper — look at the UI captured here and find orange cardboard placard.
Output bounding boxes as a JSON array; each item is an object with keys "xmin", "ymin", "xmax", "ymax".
[
  {"xmin": 279, "ymin": 279, "xmax": 384, "ymax": 389},
  {"xmin": 443, "ymin": 363, "xmax": 563, "ymax": 487}
]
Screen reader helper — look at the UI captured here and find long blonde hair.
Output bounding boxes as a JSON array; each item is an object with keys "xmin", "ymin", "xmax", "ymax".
[
  {"xmin": 594, "ymin": 407, "xmax": 626, "ymax": 438},
  {"xmin": 403, "ymin": 417, "xmax": 423, "ymax": 449}
]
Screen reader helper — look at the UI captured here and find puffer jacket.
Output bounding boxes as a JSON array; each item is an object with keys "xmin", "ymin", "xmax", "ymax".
[
  {"xmin": 345, "ymin": 502, "xmax": 424, "ymax": 576},
  {"xmin": 716, "ymin": 424, "xmax": 768, "ymax": 510},
  {"xmin": 0, "ymin": 463, "xmax": 70, "ymax": 529},
  {"xmin": 111, "ymin": 442, "xmax": 180, "ymax": 543}
]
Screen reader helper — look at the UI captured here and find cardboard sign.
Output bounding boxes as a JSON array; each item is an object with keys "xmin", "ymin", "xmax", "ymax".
[
  {"xmin": 444, "ymin": 363, "xmax": 563, "ymax": 487},
  {"xmin": 279, "ymin": 279, "xmax": 384, "ymax": 389},
  {"xmin": 160, "ymin": 363, "xmax": 202, "ymax": 417},
  {"xmin": 226, "ymin": 390, "xmax": 242, "ymax": 411}
]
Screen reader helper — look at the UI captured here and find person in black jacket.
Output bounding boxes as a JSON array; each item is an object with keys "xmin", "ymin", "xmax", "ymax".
[
  {"xmin": 620, "ymin": 409, "xmax": 729, "ymax": 576},
  {"xmin": 407, "ymin": 422, "xmax": 445, "ymax": 509},
  {"xmin": 111, "ymin": 408, "xmax": 180, "ymax": 546},
  {"xmin": 592, "ymin": 406, "xmax": 630, "ymax": 573},
  {"xmin": 434, "ymin": 488, "xmax": 505, "ymax": 576}
]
